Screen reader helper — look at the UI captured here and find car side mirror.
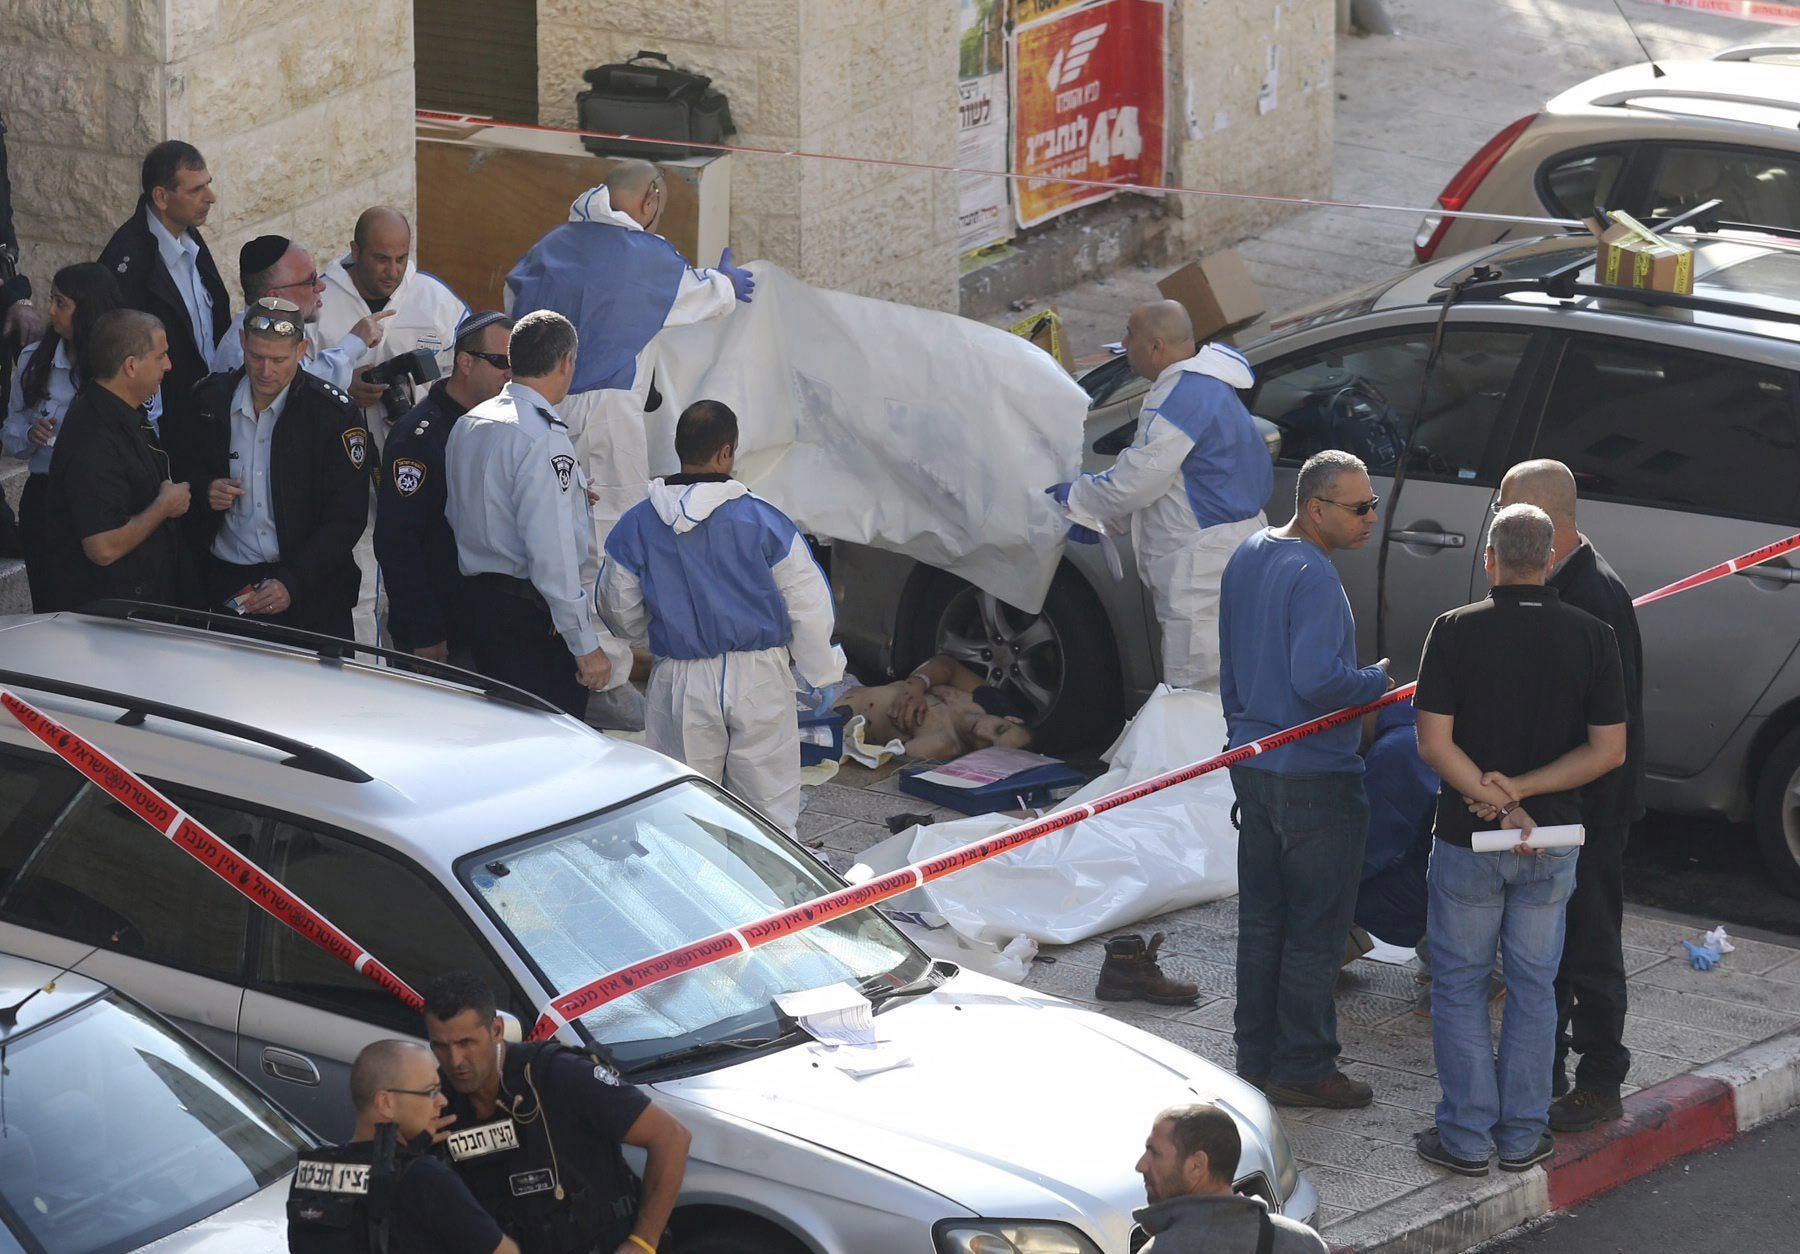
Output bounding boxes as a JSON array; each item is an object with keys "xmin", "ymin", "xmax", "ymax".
[{"xmin": 498, "ymin": 1010, "xmax": 523, "ymax": 1043}]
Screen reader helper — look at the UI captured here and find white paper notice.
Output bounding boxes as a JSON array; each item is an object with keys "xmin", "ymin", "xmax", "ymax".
[
  {"xmin": 776, "ymin": 982, "xmax": 876, "ymax": 1047},
  {"xmin": 1470, "ymin": 824, "xmax": 1585, "ymax": 853}
]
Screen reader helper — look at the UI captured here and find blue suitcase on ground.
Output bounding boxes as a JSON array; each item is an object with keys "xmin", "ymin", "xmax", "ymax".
[{"xmin": 898, "ymin": 757, "xmax": 1086, "ymax": 816}]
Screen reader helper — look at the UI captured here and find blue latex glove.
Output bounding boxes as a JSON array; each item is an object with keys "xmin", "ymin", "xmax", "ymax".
[
  {"xmin": 1682, "ymin": 940, "xmax": 1720, "ymax": 971},
  {"xmin": 718, "ymin": 247, "xmax": 755, "ymax": 302},
  {"xmin": 1045, "ymin": 482, "xmax": 1074, "ymax": 505},
  {"xmin": 1066, "ymin": 524, "xmax": 1101, "ymax": 545}
]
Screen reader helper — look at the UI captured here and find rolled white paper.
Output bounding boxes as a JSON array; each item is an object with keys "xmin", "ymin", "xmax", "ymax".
[{"xmin": 1470, "ymin": 824, "xmax": 1585, "ymax": 853}]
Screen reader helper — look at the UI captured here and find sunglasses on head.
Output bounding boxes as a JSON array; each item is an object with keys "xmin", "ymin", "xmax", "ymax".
[{"xmin": 245, "ymin": 296, "xmax": 302, "ymax": 337}]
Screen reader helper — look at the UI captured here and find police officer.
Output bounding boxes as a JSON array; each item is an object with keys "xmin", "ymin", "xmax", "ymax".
[
  {"xmin": 422, "ymin": 972, "xmax": 691, "ymax": 1254},
  {"xmin": 288, "ymin": 1038, "xmax": 519, "ymax": 1254},
  {"xmin": 165, "ymin": 295, "xmax": 369, "ymax": 637},
  {"xmin": 443, "ymin": 310, "xmax": 632, "ymax": 714},
  {"xmin": 374, "ymin": 310, "xmax": 513, "ymax": 663}
]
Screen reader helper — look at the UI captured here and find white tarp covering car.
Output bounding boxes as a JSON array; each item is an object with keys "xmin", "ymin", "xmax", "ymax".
[{"xmin": 648, "ymin": 263, "xmax": 1087, "ymax": 614}]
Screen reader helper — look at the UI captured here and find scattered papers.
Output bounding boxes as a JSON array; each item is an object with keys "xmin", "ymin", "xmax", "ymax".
[
  {"xmin": 1470, "ymin": 824, "xmax": 1585, "ymax": 853},
  {"xmin": 809, "ymin": 1040, "xmax": 914, "ymax": 1078},
  {"xmin": 775, "ymin": 982, "xmax": 876, "ymax": 1047}
]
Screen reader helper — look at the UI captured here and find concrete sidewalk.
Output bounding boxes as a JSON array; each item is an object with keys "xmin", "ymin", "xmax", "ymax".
[{"xmin": 799, "ymin": 760, "xmax": 1800, "ymax": 1252}]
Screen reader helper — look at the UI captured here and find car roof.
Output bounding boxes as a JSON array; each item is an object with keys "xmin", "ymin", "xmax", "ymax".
[
  {"xmin": 1551, "ymin": 59, "xmax": 1800, "ymax": 131},
  {"xmin": 0, "ymin": 950, "xmax": 107, "ymax": 1038},
  {"xmin": 0, "ymin": 612, "xmax": 689, "ymax": 864}
]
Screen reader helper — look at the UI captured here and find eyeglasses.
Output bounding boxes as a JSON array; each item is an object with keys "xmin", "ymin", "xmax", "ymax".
[
  {"xmin": 267, "ymin": 271, "xmax": 321, "ymax": 291},
  {"xmin": 463, "ymin": 350, "xmax": 510, "ymax": 370},
  {"xmin": 383, "ymin": 1084, "xmax": 443, "ymax": 1101},
  {"xmin": 1314, "ymin": 495, "xmax": 1381, "ymax": 517}
]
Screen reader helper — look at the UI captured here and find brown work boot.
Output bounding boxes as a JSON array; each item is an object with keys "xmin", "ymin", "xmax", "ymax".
[
  {"xmin": 1266, "ymin": 1070, "xmax": 1374, "ymax": 1109},
  {"xmin": 1095, "ymin": 932, "xmax": 1200, "ymax": 1005}
]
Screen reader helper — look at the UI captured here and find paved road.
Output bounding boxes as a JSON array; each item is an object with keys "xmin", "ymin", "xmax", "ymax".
[
  {"xmin": 1630, "ymin": 813, "xmax": 1800, "ymax": 941},
  {"xmin": 1477, "ymin": 1107, "xmax": 1800, "ymax": 1251}
]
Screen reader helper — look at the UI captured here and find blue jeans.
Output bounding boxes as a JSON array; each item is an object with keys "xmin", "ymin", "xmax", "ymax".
[
  {"xmin": 1231, "ymin": 766, "xmax": 1369, "ymax": 1084},
  {"xmin": 1428, "ymin": 838, "xmax": 1579, "ymax": 1160}
]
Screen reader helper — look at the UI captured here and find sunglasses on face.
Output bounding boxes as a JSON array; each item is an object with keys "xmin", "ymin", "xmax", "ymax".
[
  {"xmin": 464, "ymin": 350, "xmax": 510, "ymax": 369},
  {"xmin": 1314, "ymin": 495, "xmax": 1381, "ymax": 517}
]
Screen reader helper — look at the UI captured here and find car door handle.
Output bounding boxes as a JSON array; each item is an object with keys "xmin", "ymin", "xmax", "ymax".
[
  {"xmin": 1736, "ymin": 563, "xmax": 1800, "ymax": 585},
  {"xmin": 1388, "ymin": 529, "xmax": 1465, "ymax": 549},
  {"xmin": 262, "ymin": 1046, "xmax": 322, "ymax": 1086}
]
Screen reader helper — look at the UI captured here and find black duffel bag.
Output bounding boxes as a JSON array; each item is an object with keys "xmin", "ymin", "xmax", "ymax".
[{"xmin": 577, "ymin": 51, "xmax": 736, "ymax": 159}]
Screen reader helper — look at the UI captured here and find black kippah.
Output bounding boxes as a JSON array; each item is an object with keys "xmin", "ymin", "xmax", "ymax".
[{"xmin": 239, "ymin": 234, "xmax": 291, "ymax": 276}]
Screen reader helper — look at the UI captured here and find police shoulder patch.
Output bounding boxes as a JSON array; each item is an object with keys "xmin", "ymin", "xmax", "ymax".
[
  {"xmin": 342, "ymin": 427, "xmax": 371, "ymax": 470},
  {"xmin": 592, "ymin": 1062, "xmax": 623, "ymax": 1086},
  {"xmin": 393, "ymin": 457, "xmax": 427, "ymax": 497},
  {"xmin": 551, "ymin": 453, "xmax": 575, "ymax": 493}
]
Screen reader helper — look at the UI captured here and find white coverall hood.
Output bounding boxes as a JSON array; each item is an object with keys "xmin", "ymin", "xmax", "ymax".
[
  {"xmin": 647, "ymin": 478, "xmax": 751, "ymax": 534},
  {"xmin": 1175, "ymin": 341, "xmax": 1256, "ymax": 390},
  {"xmin": 568, "ymin": 186, "xmax": 644, "ymax": 232}
]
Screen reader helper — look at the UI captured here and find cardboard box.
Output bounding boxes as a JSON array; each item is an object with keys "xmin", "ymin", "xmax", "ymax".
[
  {"xmin": 1009, "ymin": 307, "xmax": 1075, "ymax": 374},
  {"xmin": 1587, "ymin": 210, "xmax": 1694, "ymax": 296},
  {"xmin": 1157, "ymin": 249, "xmax": 1266, "ymax": 342}
]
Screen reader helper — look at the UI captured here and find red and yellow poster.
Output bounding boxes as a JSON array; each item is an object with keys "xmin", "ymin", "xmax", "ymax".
[{"xmin": 1011, "ymin": 0, "xmax": 1168, "ymax": 229}]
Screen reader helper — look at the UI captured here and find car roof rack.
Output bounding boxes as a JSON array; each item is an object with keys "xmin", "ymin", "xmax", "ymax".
[
  {"xmin": 1588, "ymin": 86, "xmax": 1800, "ymax": 118},
  {"xmin": 74, "ymin": 600, "xmax": 563, "ymax": 716},
  {"xmin": 0, "ymin": 668, "xmax": 372, "ymax": 783},
  {"xmin": 1713, "ymin": 43, "xmax": 1800, "ymax": 63}
]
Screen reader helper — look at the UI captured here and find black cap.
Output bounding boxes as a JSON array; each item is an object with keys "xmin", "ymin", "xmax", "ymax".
[{"xmin": 239, "ymin": 234, "xmax": 291, "ymax": 277}]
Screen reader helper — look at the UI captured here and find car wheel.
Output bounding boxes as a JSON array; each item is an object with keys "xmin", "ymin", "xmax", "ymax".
[
  {"xmin": 898, "ymin": 566, "xmax": 1124, "ymax": 753},
  {"xmin": 1753, "ymin": 725, "xmax": 1800, "ymax": 898},
  {"xmin": 669, "ymin": 1221, "xmax": 806, "ymax": 1254}
]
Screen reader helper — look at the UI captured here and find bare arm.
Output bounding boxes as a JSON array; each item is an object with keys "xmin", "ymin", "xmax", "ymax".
[
  {"xmin": 1415, "ymin": 710, "xmax": 1513, "ymax": 813},
  {"xmin": 620, "ymin": 1103, "xmax": 690, "ymax": 1253},
  {"xmin": 1487, "ymin": 723, "xmax": 1627, "ymax": 803},
  {"xmin": 81, "ymin": 481, "xmax": 188, "ymax": 566}
]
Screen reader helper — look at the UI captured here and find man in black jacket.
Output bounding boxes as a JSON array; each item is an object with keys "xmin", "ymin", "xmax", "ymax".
[
  {"xmin": 374, "ymin": 311, "xmax": 512, "ymax": 662},
  {"xmin": 42, "ymin": 310, "xmax": 189, "ymax": 610},
  {"xmin": 98, "ymin": 140, "xmax": 230, "ymax": 415},
  {"xmin": 1497, "ymin": 459, "xmax": 1645, "ymax": 1133},
  {"xmin": 166, "ymin": 297, "xmax": 368, "ymax": 638}
]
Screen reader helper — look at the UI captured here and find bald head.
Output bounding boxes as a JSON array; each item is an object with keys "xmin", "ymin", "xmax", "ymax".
[
  {"xmin": 605, "ymin": 160, "xmax": 660, "ymax": 198},
  {"xmin": 1124, "ymin": 299, "xmax": 1197, "ymax": 382},
  {"xmin": 349, "ymin": 207, "xmax": 411, "ymax": 302},
  {"xmin": 349, "ymin": 1039, "xmax": 431, "ymax": 1113},
  {"xmin": 353, "ymin": 206, "xmax": 409, "ymax": 251},
  {"xmin": 1500, "ymin": 459, "xmax": 1579, "ymax": 529},
  {"xmin": 604, "ymin": 160, "xmax": 664, "ymax": 228}
]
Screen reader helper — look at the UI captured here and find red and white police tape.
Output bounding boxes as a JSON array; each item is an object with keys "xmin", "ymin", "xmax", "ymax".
[
  {"xmin": 3, "ymin": 527, "xmax": 1798, "ymax": 1039},
  {"xmin": 0, "ymin": 690, "xmax": 424, "ymax": 1012},
  {"xmin": 525, "ymin": 527, "xmax": 1800, "ymax": 1040}
]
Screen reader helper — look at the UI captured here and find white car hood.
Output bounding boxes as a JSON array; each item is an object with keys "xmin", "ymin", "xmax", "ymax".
[
  {"xmin": 136, "ymin": 1174, "xmax": 289, "ymax": 1251},
  {"xmin": 654, "ymin": 972, "xmax": 1272, "ymax": 1235}
]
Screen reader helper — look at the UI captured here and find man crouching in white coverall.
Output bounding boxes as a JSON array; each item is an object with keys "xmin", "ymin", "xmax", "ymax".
[
  {"xmin": 597, "ymin": 400, "xmax": 844, "ymax": 834},
  {"xmin": 1048, "ymin": 300, "xmax": 1274, "ymax": 693},
  {"xmin": 507, "ymin": 160, "xmax": 754, "ymax": 557}
]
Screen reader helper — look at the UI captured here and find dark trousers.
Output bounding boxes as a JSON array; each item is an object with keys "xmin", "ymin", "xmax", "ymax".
[
  {"xmin": 206, "ymin": 556, "xmax": 354, "ymax": 641},
  {"xmin": 469, "ymin": 587, "xmax": 587, "ymax": 717},
  {"xmin": 18, "ymin": 472, "xmax": 48, "ymax": 611},
  {"xmin": 1554, "ymin": 820, "xmax": 1632, "ymax": 1093},
  {"xmin": 1231, "ymin": 765, "xmax": 1369, "ymax": 1084}
]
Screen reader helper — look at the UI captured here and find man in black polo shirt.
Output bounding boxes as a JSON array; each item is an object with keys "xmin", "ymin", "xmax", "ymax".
[
  {"xmin": 41, "ymin": 309, "xmax": 190, "ymax": 610},
  {"xmin": 1498, "ymin": 459, "xmax": 1644, "ymax": 1132},
  {"xmin": 1411, "ymin": 504, "xmax": 1627, "ymax": 1179}
]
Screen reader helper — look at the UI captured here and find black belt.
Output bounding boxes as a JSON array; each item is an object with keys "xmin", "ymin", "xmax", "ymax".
[{"xmin": 471, "ymin": 571, "xmax": 548, "ymax": 611}]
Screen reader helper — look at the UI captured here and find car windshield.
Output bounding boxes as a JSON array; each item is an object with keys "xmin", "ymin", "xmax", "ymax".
[
  {"xmin": 0, "ymin": 994, "xmax": 309, "ymax": 1254},
  {"xmin": 463, "ymin": 781, "xmax": 928, "ymax": 1073}
]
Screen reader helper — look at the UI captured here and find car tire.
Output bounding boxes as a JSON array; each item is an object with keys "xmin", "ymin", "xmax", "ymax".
[
  {"xmin": 897, "ymin": 564, "xmax": 1124, "ymax": 754},
  {"xmin": 669, "ymin": 1221, "xmax": 806, "ymax": 1254},
  {"xmin": 1753, "ymin": 724, "xmax": 1800, "ymax": 898}
]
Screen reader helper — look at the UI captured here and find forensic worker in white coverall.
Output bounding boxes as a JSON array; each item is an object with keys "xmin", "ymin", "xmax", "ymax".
[
  {"xmin": 597, "ymin": 400, "xmax": 844, "ymax": 835},
  {"xmin": 507, "ymin": 160, "xmax": 754, "ymax": 557},
  {"xmin": 1048, "ymin": 300, "xmax": 1273, "ymax": 693}
]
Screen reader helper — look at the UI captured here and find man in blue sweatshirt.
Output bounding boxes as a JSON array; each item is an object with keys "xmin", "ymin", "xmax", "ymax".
[{"xmin": 1219, "ymin": 450, "xmax": 1391, "ymax": 1109}]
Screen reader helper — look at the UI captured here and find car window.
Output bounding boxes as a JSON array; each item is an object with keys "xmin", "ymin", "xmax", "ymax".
[
  {"xmin": 463, "ymin": 780, "xmax": 925, "ymax": 1072},
  {"xmin": 256, "ymin": 822, "xmax": 522, "ymax": 1032},
  {"xmin": 1646, "ymin": 145, "xmax": 1800, "ymax": 230},
  {"xmin": 0, "ymin": 751, "xmax": 83, "ymax": 897},
  {"xmin": 0, "ymin": 993, "xmax": 307, "ymax": 1253},
  {"xmin": 1531, "ymin": 336, "xmax": 1800, "ymax": 523},
  {"xmin": 1249, "ymin": 327, "xmax": 1532, "ymax": 482},
  {"xmin": 1540, "ymin": 147, "xmax": 1628, "ymax": 220},
  {"xmin": 0, "ymin": 784, "xmax": 255, "ymax": 980}
]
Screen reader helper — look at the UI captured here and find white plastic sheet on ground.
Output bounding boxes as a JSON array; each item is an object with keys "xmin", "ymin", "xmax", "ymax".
[
  {"xmin": 855, "ymin": 687, "xmax": 1240, "ymax": 961},
  {"xmin": 648, "ymin": 263, "xmax": 1087, "ymax": 614}
]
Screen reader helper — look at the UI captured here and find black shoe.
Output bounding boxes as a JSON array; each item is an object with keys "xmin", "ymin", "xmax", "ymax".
[
  {"xmin": 1095, "ymin": 933, "xmax": 1200, "ymax": 1005},
  {"xmin": 1499, "ymin": 1132, "xmax": 1557, "ymax": 1172},
  {"xmin": 1549, "ymin": 1088, "xmax": 1623, "ymax": 1133},
  {"xmin": 1415, "ymin": 1127, "xmax": 1489, "ymax": 1177},
  {"xmin": 884, "ymin": 812, "xmax": 936, "ymax": 834},
  {"xmin": 1267, "ymin": 1070, "xmax": 1373, "ymax": 1109},
  {"xmin": 1552, "ymin": 1063, "xmax": 1570, "ymax": 1100}
]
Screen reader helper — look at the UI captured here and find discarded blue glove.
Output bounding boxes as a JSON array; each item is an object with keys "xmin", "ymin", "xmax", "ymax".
[
  {"xmin": 1682, "ymin": 940, "xmax": 1721, "ymax": 971},
  {"xmin": 718, "ymin": 247, "xmax": 756, "ymax": 302},
  {"xmin": 1045, "ymin": 482, "xmax": 1074, "ymax": 505},
  {"xmin": 1066, "ymin": 524, "xmax": 1101, "ymax": 545}
]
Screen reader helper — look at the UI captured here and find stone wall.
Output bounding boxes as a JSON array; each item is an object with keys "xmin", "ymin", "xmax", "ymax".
[
  {"xmin": 539, "ymin": 0, "xmax": 961, "ymax": 311},
  {"xmin": 3, "ymin": 0, "xmax": 417, "ymax": 309}
]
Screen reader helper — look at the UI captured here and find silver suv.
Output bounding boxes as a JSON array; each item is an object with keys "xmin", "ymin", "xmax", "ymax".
[{"xmin": 832, "ymin": 231, "xmax": 1800, "ymax": 894}]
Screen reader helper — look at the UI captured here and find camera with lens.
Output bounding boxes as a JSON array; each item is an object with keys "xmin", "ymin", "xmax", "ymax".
[{"xmin": 362, "ymin": 348, "xmax": 441, "ymax": 423}]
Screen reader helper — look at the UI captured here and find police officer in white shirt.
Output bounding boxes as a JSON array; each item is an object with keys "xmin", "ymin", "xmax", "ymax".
[
  {"xmin": 444, "ymin": 311, "xmax": 632, "ymax": 715},
  {"xmin": 210, "ymin": 235, "xmax": 391, "ymax": 390}
]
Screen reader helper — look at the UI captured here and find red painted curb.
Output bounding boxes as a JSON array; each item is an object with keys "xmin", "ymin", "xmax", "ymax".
[{"xmin": 1544, "ymin": 1074, "xmax": 1738, "ymax": 1209}]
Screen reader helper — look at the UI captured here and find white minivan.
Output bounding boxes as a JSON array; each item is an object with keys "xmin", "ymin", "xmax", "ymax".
[{"xmin": 0, "ymin": 605, "xmax": 1314, "ymax": 1253}]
